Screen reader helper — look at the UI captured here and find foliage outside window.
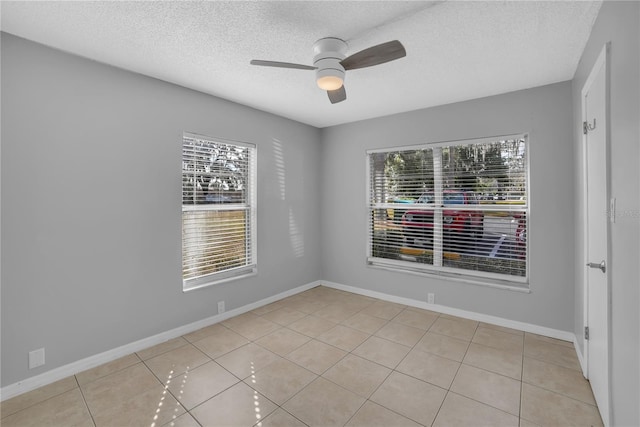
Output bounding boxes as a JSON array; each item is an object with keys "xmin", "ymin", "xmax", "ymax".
[
  {"xmin": 367, "ymin": 134, "xmax": 529, "ymax": 288},
  {"xmin": 182, "ymin": 133, "xmax": 256, "ymax": 291}
]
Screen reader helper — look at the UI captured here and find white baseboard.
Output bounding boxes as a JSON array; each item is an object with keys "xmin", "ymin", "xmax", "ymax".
[
  {"xmin": 2, "ymin": 278, "xmax": 581, "ymax": 401},
  {"xmin": 0, "ymin": 280, "xmax": 321, "ymax": 402},
  {"xmin": 321, "ymin": 280, "xmax": 577, "ymax": 342},
  {"xmin": 573, "ymin": 337, "xmax": 588, "ymax": 377}
]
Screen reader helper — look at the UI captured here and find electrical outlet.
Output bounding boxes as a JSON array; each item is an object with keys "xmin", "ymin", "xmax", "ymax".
[
  {"xmin": 29, "ymin": 348, "xmax": 45, "ymax": 369},
  {"xmin": 427, "ymin": 293, "xmax": 435, "ymax": 304},
  {"xmin": 217, "ymin": 301, "xmax": 225, "ymax": 314}
]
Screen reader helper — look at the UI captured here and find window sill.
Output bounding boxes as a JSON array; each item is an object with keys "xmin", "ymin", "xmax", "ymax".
[
  {"xmin": 183, "ymin": 266, "xmax": 257, "ymax": 292},
  {"xmin": 367, "ymin": 258, "xmax": 530, "ymax": 293}
]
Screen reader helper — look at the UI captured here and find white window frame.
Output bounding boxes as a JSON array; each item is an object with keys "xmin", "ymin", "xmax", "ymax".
[
  {"xmin": 366, "ymin": 134, "xmax": 530, "ymax": 291},
  {"xmin": 182, "ymin": 132, "xmax": 257, "ymax": 291}
]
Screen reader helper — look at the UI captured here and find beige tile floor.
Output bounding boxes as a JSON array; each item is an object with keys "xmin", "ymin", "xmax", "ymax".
[{"xmin": 1, "ymin": 286, "xmax": 604, "ymax": 427}]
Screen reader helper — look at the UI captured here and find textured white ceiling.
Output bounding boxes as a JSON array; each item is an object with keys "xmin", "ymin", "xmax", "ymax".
[{"xmin": 1, "ymin": 1, "xmax": 601, "ymax": 128}]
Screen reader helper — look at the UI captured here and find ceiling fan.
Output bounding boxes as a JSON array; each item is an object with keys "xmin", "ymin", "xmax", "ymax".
[{"xmin": 250, "ymin": 37, "xmax": 406, "ymax": 104}]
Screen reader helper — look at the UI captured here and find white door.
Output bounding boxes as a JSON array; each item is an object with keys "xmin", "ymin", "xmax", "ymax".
[{"xmin": 582, "ymin": 44, "xmax": 610, "ymax": 425}]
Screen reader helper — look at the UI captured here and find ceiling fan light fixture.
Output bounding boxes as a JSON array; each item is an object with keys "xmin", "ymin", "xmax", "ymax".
[
  {"xmin": 316, "ymin": 67, "xmax": 345, "ymax": 90},
  {"xmin": 317, "ymin": 74, "xmax": 343, "ymax": 91}
]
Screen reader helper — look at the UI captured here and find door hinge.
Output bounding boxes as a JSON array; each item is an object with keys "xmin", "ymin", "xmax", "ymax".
[
  {"xmin": 585, "ymin": 326, "xmax": 590, "ymax": 340},
  {"xmin": 583, "ymin": 119, "xmax": 596, "ymax": 135}
]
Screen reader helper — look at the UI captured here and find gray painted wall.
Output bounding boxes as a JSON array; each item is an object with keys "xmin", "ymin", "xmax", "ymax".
[
  {"xmin": 320, "ymin": 81, "xmax": 575, "ymax": 331},
  {"xmin": 1, "ymin": 33, "xmax": 322, "ymax": 387},
  {"xmin": 2, "ymin": 5, "xmax": 638, "ymax": 420},
  {"xmin": 571, "ymin": 2, "xmax": 640, "ymax": 425}
]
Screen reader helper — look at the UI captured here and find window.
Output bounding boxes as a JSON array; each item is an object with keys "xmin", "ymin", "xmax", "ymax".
[
  {"xmin": 182, "ymin": 133, "xmax": 256, "ymax": 291},
  {"xmin": 367, "ymin": 134, "xmax": 529, "ymax": 288}
]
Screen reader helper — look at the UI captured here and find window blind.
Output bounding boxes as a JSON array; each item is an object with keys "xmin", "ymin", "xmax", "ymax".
[
  {"xmin": 367, "ymin": 135, "xmax": 528, "ymax": 286},
  {"xmin": 182, "ymin": 133, "xmax": 256, "ymax": 290}
]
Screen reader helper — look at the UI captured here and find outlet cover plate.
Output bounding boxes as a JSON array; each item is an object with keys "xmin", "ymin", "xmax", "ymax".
[{"xmin": 29, "ymin": 348, "xmax": 45, "ymax": 369}]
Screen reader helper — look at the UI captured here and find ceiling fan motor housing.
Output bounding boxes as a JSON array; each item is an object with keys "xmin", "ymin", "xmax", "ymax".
[{"xmin": 313, "ymin": 37, "xmax": 347, "ymax": 89}]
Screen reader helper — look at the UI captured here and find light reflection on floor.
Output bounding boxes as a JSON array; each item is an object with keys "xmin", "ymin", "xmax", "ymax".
[{"xmin": 150, "ymin": 366, "xmax": 188, "ymax": 427}]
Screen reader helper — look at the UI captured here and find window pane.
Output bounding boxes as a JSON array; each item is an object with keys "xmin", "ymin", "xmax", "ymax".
[
  {"xmin": 441, "ymin": 210, "xmax": 527, "ymax": 277},
  {"xmin": 182, "ymin": 137, "xmax": 249, "ymax": 205},
  {"xmin": 182, "ymin": 209, "xmax": 250, "ymax": 280},
  {"xmin": 369, "ymin": 149, "xmax": 435, "ymax": 266},
  {"xmin": 371, "ymin": 149, "xmax": 435, "ymax": 203},
  {"xmin": 441, "ymin": 139, "xmax": 527, "ymax": 204}
]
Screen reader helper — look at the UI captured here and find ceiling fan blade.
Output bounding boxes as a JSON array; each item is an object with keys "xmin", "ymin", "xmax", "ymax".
[
  {"xmin": 250, "ymin": 60, "xmax": 316, "ymax": 70},
  {"xmin": 327, "ymin": 86, "xmax": 347, "ymax": 104},
  {"xmin": 341, "ymin": 40, "xmax": 406, "ymax": 71}
]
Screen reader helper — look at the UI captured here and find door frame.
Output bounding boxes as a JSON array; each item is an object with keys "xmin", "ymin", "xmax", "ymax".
[{"xmin": 580, "ymin": 43, "xmax": 611, "ymax": 426}]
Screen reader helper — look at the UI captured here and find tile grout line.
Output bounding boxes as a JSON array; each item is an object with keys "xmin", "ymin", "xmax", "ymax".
[
  {"xmin": 431, "ymin": 320, "xmax": 479, "ymax": 425},
  {"xmin": 520, "ymin": 377, "xmax": 600, "ymax": 408},
  {"xmin": 322, "ymin": 302, "xmax": 418, "ymax": 426},
  {"xmin": 0, "ymin": 378, "xmax": 80, "ymax": 421},
  {"xmin": 522, "ymin": 352, "xmax": 584, "ymax": 372},
  {"xmin": 143, "ymin": 331, "xmax": 254, "ymax": 427},
  {"xmin": 253, "ymin": 295, "xmax": 393, "ymax": 426},
  {"xmin": 427, "ymin": 319, "xmax": 534, "ymax": 422},
  {"xmin": 320, "ymin": 304, "xmax": 496, "ymax": 425},
  {"xmin": 367, "ymin": 320, "xmax": 445, "ymax": 427},
  {"xmin": 74, "ymin": 375, "xmax": 98, "ymax": 427},
  {"xmin": 244, "ymin": 302, "xmax": 349, "ymax": 426},
  {"xmin": 348, "ymin": 306, "xmax": 441, "ymax": 426}
]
